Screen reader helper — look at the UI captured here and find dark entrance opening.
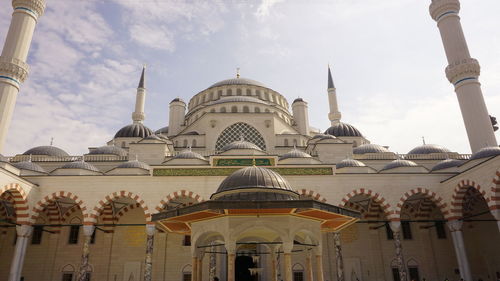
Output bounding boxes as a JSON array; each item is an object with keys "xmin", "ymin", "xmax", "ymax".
[{"xmin": 235, "ymin": 256, "xmax": 256, "ymax": 281}]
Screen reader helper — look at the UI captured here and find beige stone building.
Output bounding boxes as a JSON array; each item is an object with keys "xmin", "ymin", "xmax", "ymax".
[{"xmin": 0, "ymin": 1, "xmax": 499, "ymax": 281}]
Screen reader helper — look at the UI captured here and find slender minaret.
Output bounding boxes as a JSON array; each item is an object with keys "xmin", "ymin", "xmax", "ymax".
[
  {"xmin": 292, "ymin": 98, "xmax": 310, "ymax": 136},
  {"xmin": 168, "ymin": 98, "xmax": 186, "ymax": 137},
  {"xmin": 430, "ymin": 0, "xmax": 497, "ymax": 152},
  {"xmin": 327, "ymin": 66, "xmax": 341, "ymax": 125},
  {"xmin": 132, "ymin": 66, "xmax": 146, "ymax": 124},
  {"xmin": 0, "ymin": 0, "xmax": 45, "ymax": 153}
]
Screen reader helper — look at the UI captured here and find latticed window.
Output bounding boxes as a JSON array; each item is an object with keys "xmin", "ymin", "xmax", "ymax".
[{"xmin": 215, "ymin": 122, "xmax": 266, "ymax": 151}]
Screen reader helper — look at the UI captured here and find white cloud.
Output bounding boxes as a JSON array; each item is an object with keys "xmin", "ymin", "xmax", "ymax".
[
  {"xmin": 256, "ymin": 0, "xmax": 285, "ymax": 19},
  {"xmin": 130, "ymin": 24, "xmax": 175, "ymax": 51}
]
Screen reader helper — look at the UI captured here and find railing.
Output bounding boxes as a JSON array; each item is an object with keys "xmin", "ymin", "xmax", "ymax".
[{"xmin": 9, "ymin": 155, "xmax": 129, "ymax": 162}]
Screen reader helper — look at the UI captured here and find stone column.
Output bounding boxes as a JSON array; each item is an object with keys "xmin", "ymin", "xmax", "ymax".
[
  {"xmin": 209, "ymin": 243, "xmax": 217, "ymax": 281},
  {"xmin": 315, "ymin": 253, "xmax": 325, "ymax": 281},
  {"xmin": 144, "ymin": 224, "xmax": 155, "ymax": 281},
  {"xmin": 198, "ymin": 254, "xmax": 203, "ymax": 281},
  {"xmin": 283, "ymin": 242, "xmax": 294, "ymax": 281},
  {"xmin": 8, "ymin": 225, "xmax": 32, "ymax": 281},
  {"xmin": 332, "ymin": 232, "xmax": 345, "ymax": 281},
  {"xmin": 226, "ymin": 243, "xmax": 236, "ymax": 281},
  {"xmin": 76, "ymin": 225, "xmax": 95, "ymax": 281},
  {"xmin": 271, "ymin": 250, "xmax": 278, "ymax": 281},
  {"xmin": 447, "ymin": 220, "xmax": 472, "ymax": 281},
  {"xmin": 192, "ymin": 256, "xmax": 199, "ymax": 281},
  {"xmin": 305, "ymin": 250, "xmax": 314, "ymax": 281},
  {"xmin": 390, "ymin": 221, "xmax": 408, "ymax": 281}
]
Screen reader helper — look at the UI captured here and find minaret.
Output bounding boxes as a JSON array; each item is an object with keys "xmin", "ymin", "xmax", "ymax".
[
  {"xmin": 132, "ymin": 66, "xmax": 146, "ymax": 124},
  {"xmin": 327, "ymin": 66, "xmax": 342, "ymax": 125},
  {"xmin": 292, "ymin": 98, "xmax": 310, "ymax": 136},
  {"xmin": 168, "ymin": 98, "xmax": 186, "ymax": 137},
  {"xmin": 430, "ymin": 0, "xmax": 497, "ymax": 152},
  {"xmin": 0, "ymin": 0, "xmax": 45, "ymax": 153}
]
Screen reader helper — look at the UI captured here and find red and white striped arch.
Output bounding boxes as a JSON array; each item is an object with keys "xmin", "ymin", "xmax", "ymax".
[
  {"xmin": 395, "ymin": 188, "xmax": 448, "ymax": 219},
  {"xmin": 155, "ymin": 190, "xmax": 204, "ymax": 212},
  {"xmin": 30, "ymin": 191, "xmax": 88, "ymax": 224},
  {"xmin": 489, "ymin": 169, "xmax": 500, "ymax": 211},
  {"xmin": 0, "ymin": 183, "xmax": 29, "ymax": 224},
  {"xmin": 296, "ymin": 189, "xmax": 327, "ymax": 202},
  {"xmin": 90, "ymin": 191, "xmax": 152, "ymax": 223},
  {"xmin": 450, "ymin": 179, "xmax": 489, "ymax": 220},
  {"xmin": 340, "ymin": 188, "xmax": 393, "ymax": 220}
]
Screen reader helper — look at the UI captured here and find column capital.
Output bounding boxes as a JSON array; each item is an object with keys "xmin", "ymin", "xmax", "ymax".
[
  {"xmin": 15, "ymin": 224, "xmax": 33, "ymax": 237},
  {"xmin": 282, "ymin": 241, "xmax": 294, "ymax": 254},
  {"xmin": 82, "ymin": 225, "xmax": 95, "ymax": 237},
  {"xmin": 12, "ymin": 0, "xmax": 46, "ymax": 18},
  {"xmin": 0, "ymin": 56, "xmax": 29, "ymax": 88},
  {"xmin": 145, "ymin": 223, "xmax": 156, "ymax": 236},
  {"xmin": 389, "ymin": 221, "xmax": 401, "ymax": 233},
  {"xmin": 445, "ymin": 58, "xmax": 480, "ymax": 86},
  {"xmin": 447, "ymin": 219, "xmax": 463, "ymax": 232},
  {"xmin": 429, "ymin": 0, "xmax": 460, "ymax": 22}
]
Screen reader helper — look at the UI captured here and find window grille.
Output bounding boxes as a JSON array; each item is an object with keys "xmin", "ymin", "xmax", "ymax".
[{"xmin": 215, "ymin": 123, "xmax": 266, "ymax": 151}]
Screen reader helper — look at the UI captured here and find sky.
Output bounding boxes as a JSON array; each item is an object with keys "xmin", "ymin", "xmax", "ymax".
[{"xmin": 0, "ymin": 0, "xmax": 499, "ymax": 155}]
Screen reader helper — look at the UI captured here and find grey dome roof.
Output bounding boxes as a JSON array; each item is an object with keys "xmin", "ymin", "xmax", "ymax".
[
  {"xmin": 431, "ymin": 159, "xmax": 465, "ymax": 171},
  {"xmin": 0, "ymin": 154, "xmax": 7, "ymax": 162},
  {"xmin": 155, "ymin": 126, "xmax": 169, "ymax": 134},
  {"xmin": 117, "ymin": 160, "xmax": 150, "ymax": 170},
  {"xmin": 208, "ymin": 77, "xmax": 267, "ymax": 90},
  {"xmin": 221, "ymin": 140, "xmax": 262, "ymax": 152},
  {"xmin": 293, "ymin": 98, "xmax": 304, "ymax": 103},
  {"xmin": 212, "ymin": 166, "xmax": 298, "ymax": 201},
  {"xmin": 311, "ymin": 134, "xmax": 336, "ymax": 140},
  {"xmin": 470, "ymin": 146, "xmax": 500, "ymax": 160},
  {"xmin": 12, "ymin": 161, "xmax": 46, "ymax": 174},
  {"xmin": 144, "ymin": 134, "xmax": 168, "ymax": 141},
  {"xmin": 353, "ymin": 144, "xmax": 390, "ymax": 154},
  {"xmin": 170, "ymin": 98, "xmax": 185, "ymax": 103},
  {"xmin": 115, "ymin": 123, "xmax": 153, "ymax": 138},
  {"xmin": 23, "ymin": 146, "xmax": 69, "ymax": 157},
  {"xmin": 173, "ymin": 150, "xmax": 206, "ymax": 161},
  {"xmin": 325, "ymin": 122, "xmax": 362, "ymax": 137},
  {"xmin": 61, "ymin": 161, "xmax": 100, "ymax": 172},
  {"xmin": 336, "ymin": 159, "xmax": 366, "ymax": 169},
  {"xmin": 279, "ymin": 149, "xmax": 312, "ymax": 160},
  {"xmin": 210, "ymin": 96, "xmax": 268, "ymax": 106},
  {"xmin": 88, "ymin": 145, "xmax": 127, "ymax": 156},
  {"xmin": 381, "ymin": 159, "xmax": 419, "ymax": 171},
  {"xmin": 407, "ymin": 144, "xmax": 451, "ymax": 154}
]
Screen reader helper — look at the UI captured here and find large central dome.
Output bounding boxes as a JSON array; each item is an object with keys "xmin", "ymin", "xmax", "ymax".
[{"xmin": 207, "ymin": 77, "xmax": 268, "ymax": 90}]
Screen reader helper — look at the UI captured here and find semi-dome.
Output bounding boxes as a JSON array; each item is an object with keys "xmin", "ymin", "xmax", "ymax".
[
  {"xmin": 431, "ymin": 159, "xmax": 465, "ymax": 171},
  {"xmin": 61, "ymin": 161, "xmax": 100, "ymax": 172},
  {"xmin": 279, "ymin": 149, "xmax": 312, "ymax": 160},
  {"xmin": 23, "ymin": 146, "xmax": 69, "ymax": 157},
  {"xmin": 324, "ymin": 122, "xmax": 362, "ymax": 137},
  {"xmin": 381, "ymin": 159, "xmax": 418, "ymax": 171},
  {"xmin": 117, "ymin": 160, "xmax": 150, "ymax": 170},
  {"xmin": 207, "ymin": 77, "xmax": 267, "ymax": 90},
  {"xmin": 12, "ymin": 161, "xmax": 46, "ymax": 174},
  {"xmin": 407, "ymin": 144, "xmax": 451, "ymax": 154},
  {"xmin": 209, "ymin": 96, "xmax": 268, "ymax": 106},
  {"xmin": 173, "ymin": 150, "xmax": 206, "ymax": 161},
  {"xmin": 470, "ymin": 146, "xmax": 500, "ymax": 160},
  {"xmin": 353, "ymin": 144, "xmax": 390, "ymax": 154},
  {"xmin": 336, "ymin": 159, "xmax": 366, "ymax": 169},
  {"xmin": 221, "ymin": 139, "xmax": 262, "ymax": 152},
  {"xmin": 88, "ymin": 145, "xmax": 127, "ymax": 157},
  {"xmin": 115, "ymin": 123, "xmax": 153, "ymax": 138},
  {"xmin": 211, "ymin": 166, "xmax": 298, "ymax": 201}
]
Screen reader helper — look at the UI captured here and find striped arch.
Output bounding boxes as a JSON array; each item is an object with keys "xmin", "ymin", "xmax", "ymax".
[
  {"xmin": 490, "ymin": 170, "xmax": 500, "ymax": 211},
  {"xmin": 450, "ymin": 179, "xmax": 488, "ymax": 219},
  {"xmin": 31, "ymin": 191, "xmax": 89, "ymax": 224},
  {"xmin": 91, "ymin": 191, "xmax": 152, "ymax": 223},
  {"xmin": 395, "ymin": 188, "xmax": 448, "ymax": 219},
  {"xmin": 155, "ymin": 190, "xmax": 204, "ymax": 212},
  {"xmin": 0, "ymin": 183, "xmax": 29, "ymax": 224},
  {"xmin": 296, "ymin": 189, "xmax": 327, "ymax": 202},
  {"xmin": 115, "ymin": 203, "xmax": 141, "ymax": 221},
  {"xmin": 340, "ymin": 188, "xmax": 393, "ymax": 219}
]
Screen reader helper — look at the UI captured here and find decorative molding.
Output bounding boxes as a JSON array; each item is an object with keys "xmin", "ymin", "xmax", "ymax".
[
  {"xmin": 450, "ymin": 179, "xmax": 488, "ymax": 219},
  {"xmin": 12, "ymin": 0, "xmax": 46, "ymax": 17},
  {"xmin": 340, "ymin": 188, "xmax": 392, "ymax": 219},
  {"xmin": 0, "ymin": 183, "xmax": 29, "ymax": 223},
  {"xmin": 153, "ymin": 167, "xmax": 333, "ymax": 176},
  {"xmin": 31, "ymin": 191, "xmax": 88, "ymax": 224},
  {"xmin": 296, "ymin": 189, "xmax": 327, "ymax": 202},
  {"xmin": 445, "ymin": 58, "xmax": 480, "ymax": 85},
  {"xmin": 155, "ymin": 190, "xmax": 203, "ymax": 212},
  {"xmin": 90, "ymin": 190, "xmax": 152, "ymax": 223},
  {"xmin": 0, "ymin": 56, "xmax": 29, "ymax": 86},
  {"xmin": 395, "ymin": 188, "xmax": 448, "ymax": 219},
  {"xmin": 429, "ymin": 0, "xmax": 460, "ymax": 22}
]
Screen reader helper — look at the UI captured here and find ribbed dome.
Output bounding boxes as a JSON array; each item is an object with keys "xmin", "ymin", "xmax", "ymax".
[
  {"xmin": 381, "ymin": 159, "xmax": 419, "ymax": 171},
  {"xmin": 407, "ymin": 144, "xmax": 451, "ymax": 154},
  {"xmin": 12, "ymin": 161, "xmax": 46, "ymax": 174},
  {"xmin": 61, "ymin": 161, "xmax": 100, "ymax": 172},
  {"xmin": 431, "ymin": 159, "xmax": 465, "ymax": 171},
  {"xmin": 221, "ymin": 140, "xmax": 262, "ymax": 152},
  {"xmin": 211, "ymin": 166, "xmax": 298, "ymax": 201},
  {"xmin": 173, "ymin": 150, "xmax": 206, "ymax": 161},
  {"xmin": 324, "ymin": 122, "xmax": 362, "ymax": 137},
  {"xmin": 208, "ymin": 77, "xmax": 267, "ymax": 90},
  {"xmin": 23, "ymin": 146, "xmax": 69, "ymax": 157},
  {"xmin": 470, "ymin": 146, "xmax": 500, "ymax": 160},
  {"xmin": 279, "ymin": 149, "xmax": 312, "ymax": 160},
  {"xmin": 115, "ymin": 123, "xmax": 153, "ymax": 138},
  {"xmin": 353, "ymin": 144, "xmax": 390, "ymax": 154},
  {"xmin": 337, "ymin": 159, "xmax": 366, "ymax": 169},
  {"xmin": 210, "ymin": 96, "xmax": 268, "ymax": 106},
  {"xmin": 117, "ymin": 160, "xmax": 150, "ymax": 170},
  {"xmin": 88, "ymin": 145, "xmax": 127, "ymax": 156}
]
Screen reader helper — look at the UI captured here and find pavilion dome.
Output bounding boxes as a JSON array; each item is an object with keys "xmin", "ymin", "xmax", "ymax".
[
  {"xmin": 431, "ymin": 159, "xmax": 465, "ymax": 171},
  {"xmin": 336, "ymin": 159, "xmax": 366, "ymax": 169},
  {"xmin": 381, "ymin": 159, "xmax": 418, "ymax": 171},
  {"xmin": 117, "ymin": 160, "xmax": 151, "ymax": 170},
  {"xmin": 88, "ymin": 145, "xmax": 127, "ymax": 156},
  {"xmin": 61, "ymin": 161, "xmax": 100, "ymax": 172},
  {"xmin": 470, "ymin": 146, "xmax": 500, "ymax": 160},
  {"xmin": 114, "ymin": 123, "xmax": 153, "ymax": 138},
  {"xmin": 12, "ymin": 161, "xmax": 46, "ymax": 174},
  {"xmin": 353, "ymin": 144, "xmax": 390, "ymax": 154},
  {"xmin": 173, "ymin": 150, "xmax": 206, "ymax": 161},
  {"xmin": 324, "ymin": 122, "xmax": 362, "ymax": 137},
  {"xmin": 221, "ymin": 139, "xmax": 262, "ymax": 152},
  {"xmin": 23, "ymin": 146, "xmax": 69, "ymax": 157},
  {"xmin": 207, "ymin": 77, "xmax": 268, "ymax": 90},
  {"xmin": 407, "ymin": 144, "xmax": 450, "ymax": 154},
  {"xmin": 279, "ymin": 148, "xmax": 312, "ymax": 160}
]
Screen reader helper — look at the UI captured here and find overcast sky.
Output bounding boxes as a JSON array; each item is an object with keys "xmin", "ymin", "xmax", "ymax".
[{"xmin": 0, "ymin": 0, "xmax": 499, "ymax": 155}]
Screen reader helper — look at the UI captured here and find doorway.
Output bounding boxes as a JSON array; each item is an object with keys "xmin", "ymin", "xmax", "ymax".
[{"xmin": 235, "ymin": 256, "xmax": 257, "ymax": 281}]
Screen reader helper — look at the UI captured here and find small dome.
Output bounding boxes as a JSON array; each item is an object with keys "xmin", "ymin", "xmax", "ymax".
[
  {"xmin": 381, "ymin": 159, "xmax": 418, "ymax": 171},
  {"xmin": 208, "ymin": 77, "xmax": 267, "ymax": 90},
  {"xmin": 23, "ymin": 146, "xmax": 69, "ymax": 157},
  {"xmin": 170, "ymin": 98, "xmax": 185, "ymax": 103},
  {"xmin": 353, "ymin": 144, "xmax": 390, "ymax": 154},
  {"xmin": 293, "ymin": 98, "xmax": 304, "ymax": 103},
  {"xmin": 143, "ymin": 134, "xmax": 168, "ymax": 141},
  {"xmin": 325, "ymin": 122, "xmax": 362, "ymax": 137},
  {"xmin": 470, "ymin": 146, "xmax": 500, "ymax": 160},
  {"xmin": 114, "ymin": 123, "xmax": 153, "ymax": 138},
  {"xmin": 0, "ymin": 154, "xmax": 7, "ymax": 162},
  {"xmin": 117, "ymin": 160, "xmax": 150, "ymax": 170},
  {"xmin": 212, "ymin": 166, "xmax": 298, "ymax": 201},
  {"xmin": 173, "ymin": 150, "xmax": 206, "ymax": 161},
  {"xmin": 279, "ymin": 149, "xmax": 312, "ymax": 160},
  {"xmin": 336, "ymin": 159, "xmax": 366, "ymax": 169},
  {"xmin": 209, "ymin": 96, "xmax": 268, "ymax": 106},
  {"xmin": 431, "ymin": 159, "xmax": 465, "ymax": 171},
  {"xmin": 61, "ymin": 161, "xmax": 100, "ymax": 172},
  {"xmin": 155, "ymin": 126, "xmax": 169, "ymax": 134},
  {"xmin": 407, "ymin": 144, "xmax": 451, "ymax": 154},
  {"xmin": 221, "ymin": 140, "xmax": 262, "ymax": 152},
  {"xmin": 88, "ymin": 145, "xmax": 127, "ymax": 156},
  {"xmin": 12, "ymin": 161, "xmax": 46, "ymax": 174}
]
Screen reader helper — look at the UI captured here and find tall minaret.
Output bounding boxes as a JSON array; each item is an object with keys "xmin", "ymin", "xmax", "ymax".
[
  {"xmin": 132, "ymin": 66, "xmax": 146, "ymax": 124},
  {"xmin": 327, "ymin": 66, "xmax": 341, "ymax": 125},
  {"xmin": 0, "ymin": 0, "xmax": 45, "ymax": 153},
  {"xmin": 430, "ymin": 0, "xmax": 497, "ymax": 152}
]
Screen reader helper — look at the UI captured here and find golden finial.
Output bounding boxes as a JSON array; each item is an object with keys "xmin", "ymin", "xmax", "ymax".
[{"xmin": 236, "ymin": 67, "xmax": 240, "ymax": 79}]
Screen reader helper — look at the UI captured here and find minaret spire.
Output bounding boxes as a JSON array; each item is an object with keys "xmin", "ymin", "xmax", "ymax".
[
  {"xmin": 132, "ymin": 65, "xmax": 147, "ymax": 124},
  {"xmin": 327, "ymin": 65, "xmax": 341, "ymax": 125}
]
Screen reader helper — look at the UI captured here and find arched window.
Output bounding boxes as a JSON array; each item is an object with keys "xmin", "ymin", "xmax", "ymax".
[
  {"xmin": 182, "ymin": 264, "xmax": 192, "ymax": 281},
  {"xmin": 209, "ymin": 92, "xmax": 214, "ymax": 100},
  {"xmin": 183, "ymin": 140, "xmax": 188, "ymax": 147},
  {"xmin": 217, "ymin": 90, "xmax": 222, "ymax": 99},
  {"xmin": 265, "ymin": 92, "xmax": 269, "ymax": 100},
  {"xmin": 243, "ymin": 106, "xmax": 249, "ymax": 113},
  {"xmin": 192, "ymin": 140, "xmax": 197, "ymax": 147},
  {"xmin": 175, "ymin": 141, "xmax": 179, "ymax": 147},
  {"xmin": 292, "ymin": 263, "xmax": 305, "ymax": 281},
  {"xmin": 246, "ymin": 89, "xmax": 251, "ymax": 96},
  {"xmin": 227, "ymin": 89, "xmax": 232, "ymax": 96},
  {"xmin": 237, "ymin": 88, "xmax": 242, "ymax": 95},
  {"xmin": 284, "ymin": 139, "xmax": 289, "ymax": 146},
  {"xmin": 215, "ymin": 122, "xmax": 266, "ymax": 150},
  {"xmin": 293, "ymin": 139, "xmax": 298, "ymax": 146},
  {"xmin": 265, "ymin": 109, "xmax": 270, "ymax": 113},
  {"xmin": 61, "ymin": 264, "xmax": 75, "ymax": 281},
  {"xmin": 254, "ymin": 107, "xmax": 261, "ymax": 113},
  {"xmin": 231, "ymin": 106, "xmax": 238, "ymax": 113},
  {"xmin": 220, "ymin": 107, "xmax": 226, "ymax": 113}
]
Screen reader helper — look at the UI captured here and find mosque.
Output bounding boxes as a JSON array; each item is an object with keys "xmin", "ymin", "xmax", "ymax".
[{"xmin": 0, "ymin": 1, "xmax": 499, "ymax": 281}]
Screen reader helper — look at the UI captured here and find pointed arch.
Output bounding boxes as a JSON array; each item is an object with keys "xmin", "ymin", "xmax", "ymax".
[
  {"xmin": 0, "ymin": 183, "xmax": 29, "ymax": 223},
  {"xmin": 490, "ymin": 169, "xmax": 500, "ymax": 211},
  {"xmin": 30, "ymin": 191, "xmax": 89, "ymax": 224},
  {"xmin": 215, "ymin": 122, "xmax": 266, "ymax": 150},
  {"xmin": 90, "ymin": 190, "xmax": 152, "ymax": 223},
  {"xmin": 395, "ymin": 188, "xmax": 448, "ymax": 219},
  {"xmin": 450, "ymin": 179, "xmax": 488, "ymax": 219},
  {"xmin": 296, "ymin": 189, "xmax": 327, "ymax": 202},
  {"xmin": 155, "ymin": 190, "xmax": 204, "ymax": 212},
  {"xmin": 340, "ymin": 188, "xmax": 393, "ymax": 219}
]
